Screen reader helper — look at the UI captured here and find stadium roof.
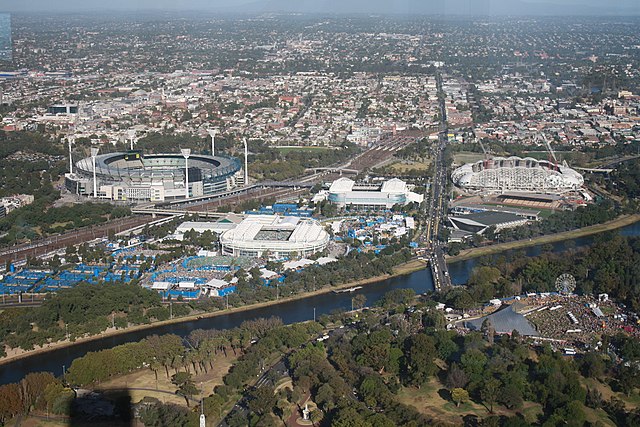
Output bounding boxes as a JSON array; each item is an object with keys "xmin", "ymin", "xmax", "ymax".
[
  {"xmin": 329, "ymin": 177, "xmax": 356, "ymax": 193},
  {"xmin": 450, "ymin": 211, "xmax": 524, "ymax": 227},
  {"xmin": 381, "ymin": 178, "xmax": 408, "ymax": 193},
  {"xmin": 221, "ymin": 215, "xmax": 326, "ymax": 245}
]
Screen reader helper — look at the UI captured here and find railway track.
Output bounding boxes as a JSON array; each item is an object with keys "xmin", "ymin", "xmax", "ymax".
[{"xmin": 0, "ymin": 216, "xmax": 155, "ymax": 266}]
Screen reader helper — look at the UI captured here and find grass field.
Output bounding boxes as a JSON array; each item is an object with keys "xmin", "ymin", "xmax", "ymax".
[
  {"xmin": 582, "ymin": 377, "xmax": 640, "ymax": 410},
  {"xmin": 388, "ymin": 158, "xmax": 431, "ymax": 173},
  {"xmin": 579, "ymin": 377, "xmax": 640, "ymax": 426},
  {"xmin": 395, "ymin": 378, "xmax": 543, "ymax": 425},
  {"xmin": 96, "ymin": 352, "xmax": 238, "ymax": 406},
  {"xmin": 453, "ymin": 151, "xmax": 484, "ymax": 165},
  {"xmin": 393, "ymin": 258, "xmax": 427, "ymax": 275}
]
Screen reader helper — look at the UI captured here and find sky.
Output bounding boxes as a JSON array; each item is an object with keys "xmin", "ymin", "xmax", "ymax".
[{"xmin": 1, "ymin": 0, "xmax": 639, "ymax": 16}]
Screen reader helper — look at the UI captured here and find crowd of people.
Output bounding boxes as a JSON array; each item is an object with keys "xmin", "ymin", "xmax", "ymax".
[{"xmin": 526, "ymin": 294, "xmax": 635, "ymax": 342}]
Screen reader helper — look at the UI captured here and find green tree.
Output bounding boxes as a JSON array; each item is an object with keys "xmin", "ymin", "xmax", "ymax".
[
  {"xmin": 352, "ymin": 294, "xmax": 367, "ymax": 310},
  {"xmin": 481, "ymin": 378, "xmax": 501, "ymax": 414},
  {"xmin": 171, "ymin": 372, "xmax": 199, "ymax": 407},
  {"xmin": 247, "ymin": 385, "xmax": 276, "ymax": 419},
  {"xmin": 139, "ymin": 402, "xmax": 198, "ymax": 427},
  {"xmin": 404, "ymin": 333, "xmax": 437, "ymax": 387},
  {"xmin": 0, "ymin": 383, "xmax": 22, "ymax": 424},
  {"xmin": 445, "ymin": 363, "xmax": 469, "ymax": 390},
  {"xmin": 451, "ymin": 388, "xmax": 469, "ymax": 407}
]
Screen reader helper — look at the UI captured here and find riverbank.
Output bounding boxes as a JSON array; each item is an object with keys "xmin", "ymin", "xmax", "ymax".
[
  {"xmin": 447, "ymin": 213, "xmax": 640, "ymax": 263},
  {"xmin": 0, "ymin": 258, "xmax": 428, "ymax": 368}
]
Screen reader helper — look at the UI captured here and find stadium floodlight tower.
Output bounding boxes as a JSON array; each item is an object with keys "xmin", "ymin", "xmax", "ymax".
[
  {"xmin": 90, "ymin": 147, "xmax": 99, "ymax": 198},
  {"xmin": 126, "ymin": 129, "xmax": 137, "ymax": 151},
  {"xmin": 208, "ymin": 129, "xmax": 217, "ymax": 156},
  {"xmin": 243, "ymin": 138, "xmax": 249, "ymax": 186},
  {"xmin": 181, "ymin": 148, "xmax": 191, "ymax": 199},
  {"xmin": 67, "ymin": 136, "xmax": 75, "ymax": 174}
]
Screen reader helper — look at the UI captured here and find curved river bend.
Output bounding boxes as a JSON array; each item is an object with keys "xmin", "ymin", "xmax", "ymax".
[{"xmin": 2, "ymin": 221, "xmax": 639, "ymax": 385}]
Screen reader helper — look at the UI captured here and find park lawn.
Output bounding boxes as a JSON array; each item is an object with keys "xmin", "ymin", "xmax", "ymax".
[
  {"xmin": 582, "ymin": 405, "xmax": 617, "ymax": 427},
  {"xmin": 396, "ymin": 378, "xmax": 543, "ymax": 425},
  {"xmin": 393, "ymin": 258, "xmax": 427, "ymax": 275},
  {"xmin": 582, "ymin": 377, "xmax": 640, "ymax": 410},
  {"xmin": 389, "ymin": 159, "xmax": 431, "ymax": 173},
  {"xmin": 12, "ymin": 418, "xmax": 67, "ymax": 427},
  {"xmin": 18, "ymin": 417, "xmax": 145, "ymax": 427},
  {"xmin": 49, "ymin": 221, "xmax": 73, "ymax": 229},
  {"xmin": 453, "ymin": 151, "xmax": 484, "ymax": 166},
  {"xmin": 96, "ymin": 352, "xmax": 239, "ymax": 406}
]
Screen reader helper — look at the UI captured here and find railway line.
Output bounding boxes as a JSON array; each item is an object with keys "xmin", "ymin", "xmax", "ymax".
[
  {"xmin": 0, "ymin": 216, "xmax": 155, "ymax": 266},
  {"xmin": 0, "ymin": 133, "xmax": 422, "ymax": 267}
]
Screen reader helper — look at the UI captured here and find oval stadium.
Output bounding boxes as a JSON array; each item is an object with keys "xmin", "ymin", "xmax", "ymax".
[
  {"xmin": 451, "ymin": 156, "xmax": 584, "ymax": 193},
  {"xmin": 65, "ymin": 151, "xmax": 242, "ymax": 202}
]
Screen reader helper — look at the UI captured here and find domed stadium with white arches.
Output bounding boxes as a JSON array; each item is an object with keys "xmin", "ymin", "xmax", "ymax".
[{"xmin": 451, "ymin": 156, "xmax": 584, "ymax": 193}]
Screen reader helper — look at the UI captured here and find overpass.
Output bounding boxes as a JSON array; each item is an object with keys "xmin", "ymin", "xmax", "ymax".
[
  {"xmin": 257, "ymin": 181, "xmax": 315, "ymax": 188},
  {"xmin": 156, "ymin": 185, "xmax": 259, "ymax": 208},
  {"xmin": 130, "ymin": 208, "xmax": 236, "ymax": 219},
  {"xmin": 305, "ymin": 167, "xmax": 359, "ymax": 175},
  {"xmin": 574, "ymin": 167, "xmax": 614, "ymax": 174}
]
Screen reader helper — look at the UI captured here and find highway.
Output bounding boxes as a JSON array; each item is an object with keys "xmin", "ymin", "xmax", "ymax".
[{"xmin": 425, "ymin": 73, "xmax": 452, "ymax": 291}]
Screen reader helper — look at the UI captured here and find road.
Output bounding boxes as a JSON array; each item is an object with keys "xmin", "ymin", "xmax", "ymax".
[
  {"xmin": 218, "ymin": 326, "xmax": 350, "ymax": 427},
  {"xmin": 424, "ymin": 72, "xmax": 452, "ymax": 291},
  {"xmin": 218, "ymin": 358, "xmax": 289, "ymax": 427}
]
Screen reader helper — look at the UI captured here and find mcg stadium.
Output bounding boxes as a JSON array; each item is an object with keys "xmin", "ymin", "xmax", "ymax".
[
  {"xmin": 65, "ymin": 151, "xmax": 242, "ymax": 202},
  {"xmin": 451, "ymin": 156, "xmax": 584, "ymax": 193}
]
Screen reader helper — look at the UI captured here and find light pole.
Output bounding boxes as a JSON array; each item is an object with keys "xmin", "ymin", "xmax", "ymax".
[
  {"xmin": 181, "ymin": 148, "xmax": 191, "ymax": 199},
  {"xmin": 68, "ymin": 136, "xmax": 74, "ymax": 175},
  {"xmin": 127, "ymin": 129, "xmax": 136, "ymax": 151},
  {"xmin": 199, "ymin": 383, "xmax": 205, "ymax": 427},
  {"xmin": 208, "ymin": 129, "xmax": 217, "ymax": 156},
  {"xmin": 91, "ymin": 147, "xmax": 99, "ymax": 198}
]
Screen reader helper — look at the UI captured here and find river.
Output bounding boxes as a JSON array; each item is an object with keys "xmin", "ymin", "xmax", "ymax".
[{"xmin": 2, "ymin": 220, "xmax": 640, "ymax": 385}]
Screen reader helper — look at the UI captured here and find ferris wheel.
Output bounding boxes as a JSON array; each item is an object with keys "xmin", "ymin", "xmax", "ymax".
[{"xmin": 555, "ymin": 273, "xmax": 576, "ymax": 295}]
